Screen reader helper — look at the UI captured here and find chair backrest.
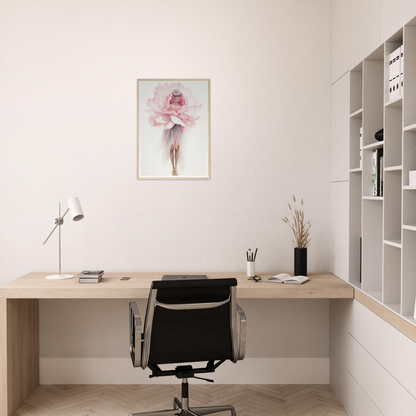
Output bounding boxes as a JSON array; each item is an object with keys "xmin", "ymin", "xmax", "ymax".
[{"xmin": 141, "ymin": 278, "xmax": 238, "ymax": 368}]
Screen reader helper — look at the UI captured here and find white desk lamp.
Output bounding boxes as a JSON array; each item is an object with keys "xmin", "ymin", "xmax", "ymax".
[{"xmin": 43, "ymin": 197, "xmax": 84, "ymax": 280}]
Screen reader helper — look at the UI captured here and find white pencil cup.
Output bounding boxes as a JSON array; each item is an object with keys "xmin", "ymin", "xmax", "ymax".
[{"xmin": 247, "ymin": 261, "xmax": 255, "ymax": 277}]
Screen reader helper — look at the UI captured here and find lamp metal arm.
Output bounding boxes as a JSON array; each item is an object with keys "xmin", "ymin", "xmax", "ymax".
[{"xmin": 43, "ymin": 208, "xmax": 70, "ymax": 245}]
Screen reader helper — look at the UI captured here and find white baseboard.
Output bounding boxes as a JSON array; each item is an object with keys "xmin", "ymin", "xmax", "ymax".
[{"xmin": 40, "ymin": 357, "xmax": 329, "ymax": 384}]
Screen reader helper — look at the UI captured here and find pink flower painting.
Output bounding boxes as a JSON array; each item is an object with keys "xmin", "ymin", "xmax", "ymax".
[
  {"xmin": 146, "ymin": 82, "xmax": 201, "ymax": 132},
  {"xmin": 137, "ymin": 79, "xmax": 210, "ymax": 179}
]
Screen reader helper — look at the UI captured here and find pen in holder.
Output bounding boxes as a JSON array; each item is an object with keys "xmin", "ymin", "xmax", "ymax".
[{"xmin": 246, "ymin": 248, "xmax": 260, "ymax": 281}]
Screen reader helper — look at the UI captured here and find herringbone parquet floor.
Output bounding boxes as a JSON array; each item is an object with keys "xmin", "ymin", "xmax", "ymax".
[{"xmin": 15, "ymin": 384, "xmax": 349, "ymax": 416}]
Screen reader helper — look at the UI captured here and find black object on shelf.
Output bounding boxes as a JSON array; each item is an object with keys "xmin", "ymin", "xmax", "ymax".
[
  {"xmin": 372, "ymin": 148, "xmax": 384, "ymax": 196},
  {"xmin": 377, "ymin": 148, "xmax": 383, "ymax": 196},
  {"xmin": 294, "ymin": 248, "xmax": 307, "ymax": 276},
  {"xmin": 375, "ymin": 128, "xmax": 383, "ymax": 141}
]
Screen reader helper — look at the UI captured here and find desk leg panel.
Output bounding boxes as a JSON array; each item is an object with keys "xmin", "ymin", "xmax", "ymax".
[
  {"xmin": 0, "ymin": 299, "xmax": 7, "ymax": 416},
  {"xmin": 0, "ymin": 299, "xmax": 39, "ymax": 416}
]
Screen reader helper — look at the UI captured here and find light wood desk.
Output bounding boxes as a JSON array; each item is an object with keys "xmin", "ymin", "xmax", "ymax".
[{"xmin": 0, "ymin": 272, "xmax": 353, "ymax": 416}]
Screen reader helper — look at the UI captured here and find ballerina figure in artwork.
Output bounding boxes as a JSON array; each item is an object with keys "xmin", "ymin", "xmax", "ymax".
[
  {"xmin": 166, "ymin": 89, "xmax": 183, "ymax": 176},
  {"xmin": 146, "ymin": 83, "xmax": 201, "ymax": 176}
]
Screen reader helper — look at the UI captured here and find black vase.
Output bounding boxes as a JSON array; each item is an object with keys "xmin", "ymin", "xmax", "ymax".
[
  {"xmin": 294, "ymin": 248, "xmax": 307, "ymax": 276},
  {"xmin": 375, "ymin": 128, "xmax": 383, "ymax": 141}
]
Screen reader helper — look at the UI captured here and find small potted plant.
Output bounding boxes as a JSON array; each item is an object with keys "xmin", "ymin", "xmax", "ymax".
[{"xmin": 282, "ymin": 196, "xmax": 312, "ymax": 276}]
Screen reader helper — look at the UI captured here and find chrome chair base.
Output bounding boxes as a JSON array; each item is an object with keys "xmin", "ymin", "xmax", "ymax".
[{"xmin": 129, "ymin": 396, "xmax": 236, "ymax": 416}]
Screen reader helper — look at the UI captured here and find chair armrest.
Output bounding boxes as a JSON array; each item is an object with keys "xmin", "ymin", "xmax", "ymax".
[
  {"xmin": 129, "ymin": 302, "xmax": 142, "ymax": 368},
  {"xmin": 236, "ymin": 303, "xmax": 246, "ymax": 360}
]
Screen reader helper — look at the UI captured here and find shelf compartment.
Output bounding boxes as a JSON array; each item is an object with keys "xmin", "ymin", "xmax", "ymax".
[
  {"xmin": 349, "ymin": 171, "xmax": 362, "ymax": 288},
  {"xmin": 350, "ymin": 63, "xmax": 363, "ymax": 114},
  {"xmin": 384, "ymin": 170, "xmax": 402, "ymax": 242},
  {"xmin": 402, "ymin": 230, "xmax": 416, "ymax": 316},
  {"xmin": 402, "ymin": 131, "xmax": 416, "ymax": 186},
  {"xmin": 363, "ymin": 58, "xmax": 384, "ymax": 147},
  {"xmin": 383, "ymin": 244, "xmax": 401, "ymax": 307},
  {"xmin": 403, "ymin": 25, "xmax": 416, "ymax": 128},
  {"xmin": 384, "ymin": 106, "xmax": 403, "ymax": 168},
  {"xmin": 403, "ymin": 180, "xmax": 416, "ymax": 228},
  {"xmin": 384, "ymin": 38, "xmax": 403, "ymax": 105},
  {"xmin": 362, "ymin": 199, "xmax": 383, "ymax": 293},
  {"xmin": 350, "ymin": 117, "xmax": 363, "ymax": 170},
  {"xmin": 362, "ymin": 146, "xmax": 384, "ymax": 198}
]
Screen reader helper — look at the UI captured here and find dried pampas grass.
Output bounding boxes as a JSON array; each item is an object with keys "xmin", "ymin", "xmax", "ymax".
[{"xmin": 282, "ymin": 195, "xmax": 312, "ymax": 248}]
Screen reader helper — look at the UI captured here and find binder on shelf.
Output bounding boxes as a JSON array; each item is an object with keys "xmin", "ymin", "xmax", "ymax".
[
  {"xmin": 389, "ymin": 51, "xmax": 394, "ymax": 100},
  {"xmin": 400, "ymin": 44, "xmax": 404, "ymax": 96},
  {"xmin": 395, "ymin": 47, "xmax": 401, "ymax": 98},
  {"xmin": 390, "ymin": 47, "xmax": 401, "ymax": 100}
]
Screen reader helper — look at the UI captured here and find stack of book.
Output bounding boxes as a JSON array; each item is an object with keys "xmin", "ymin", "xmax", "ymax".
[
  {"xmin": 409, "ymin": 171, "xmax": 416, "ymax": 187},
  {"xmin": 78, "ymin": 270, "xmax": 104, "ymax": 283},
  {"xmin": 372, "ymin": 148, "xmax": 384, "ymax": 196}
]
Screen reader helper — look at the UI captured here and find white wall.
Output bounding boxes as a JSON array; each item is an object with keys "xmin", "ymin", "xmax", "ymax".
[
  {"xmin": 39, "ymin": 298, "xmax": 330, "ymax": 384},
  {"xmin": 0, "ymin": 0, "xmax": 332, "ymax": 381}
]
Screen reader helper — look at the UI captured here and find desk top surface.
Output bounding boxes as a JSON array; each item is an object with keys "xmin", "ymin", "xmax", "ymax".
[{"xmin": 0, "ymin": 272, "xmax": 354, "ymax": 299}]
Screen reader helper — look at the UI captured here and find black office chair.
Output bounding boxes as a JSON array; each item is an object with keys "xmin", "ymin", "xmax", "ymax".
[{"xmin": 129, "ymin": 278, "xmax": 246, "ymax": 416}]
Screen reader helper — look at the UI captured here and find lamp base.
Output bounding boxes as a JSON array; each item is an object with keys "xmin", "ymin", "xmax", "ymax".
[{"xmin": 46, "ymin": 274, "xmax": 74, "ymax": 280}]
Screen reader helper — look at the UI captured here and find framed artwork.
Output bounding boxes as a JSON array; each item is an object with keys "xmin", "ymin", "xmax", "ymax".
[{"xmin": 137, "ymin": 79, "xmax": 210, "ymax": 179}]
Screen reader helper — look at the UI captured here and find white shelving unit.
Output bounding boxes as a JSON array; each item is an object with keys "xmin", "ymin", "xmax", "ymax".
[{"xmin": 349, "ymin": 18, "xmax": 416, "ymax": 327}]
